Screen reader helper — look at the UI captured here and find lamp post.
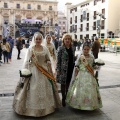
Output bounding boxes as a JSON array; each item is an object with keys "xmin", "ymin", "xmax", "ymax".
[{"xmin": 96, "ymin": 13, "xmax": 106, "ymax": 38}]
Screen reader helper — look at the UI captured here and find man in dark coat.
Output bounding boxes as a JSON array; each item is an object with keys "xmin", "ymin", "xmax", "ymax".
[
  {"xmin": 92, "ymin": 37, "xmax": 101, "ymax": 81},
  {"xmin": 52, "ymin": 35, "xmax": 58, "ymax": 50},
  {"xmin": 92, "ymin": 38, "xmax": 101, "ymax": 59}
]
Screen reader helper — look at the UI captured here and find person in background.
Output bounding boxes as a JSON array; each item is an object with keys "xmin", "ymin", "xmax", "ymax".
[
  {"xmin": 44, "ymin": 34, "xmax": 57, "ymax": 76},
  {"xmin": 13, "ymin": 32, "xmax": 61, "ymax": 117},
  {"xmin": 91, "ymin": 37, "xmax": 101, "ymax": 59},
  {"xmin": 0, "ymin": 42, "xmax": 2, "ymax": 66},
  {"xmin": 1, "ymin": 38, "xmax": 11, "ymax": 64},
  {"xmin": 56, "ymin": 33, "xmax": 75, "ymax": 107},
  {"xmin": 16, "ymin": 37, "xmax": 23, "ymax": 60},
  {"xmin": 58, "ymin": 38, "xmax": 62, "ymax": 47},
  {"xmin": 91, "ymin": 37, "xmax": 101, "ymax": 80},
  {"xmin": 7, "ymin": 36, "xmax": 14, "ymax": 62},
  {"xmin": 66, "ymin": 43, "xmax": 102, "ymax": 110},
  {"xmin": 52, "ymin": 35, "xmax": 58, "ymax": 50},
  {"xmin": 0, "ymin": 35, "xmax": 3, "ymax": 64}
]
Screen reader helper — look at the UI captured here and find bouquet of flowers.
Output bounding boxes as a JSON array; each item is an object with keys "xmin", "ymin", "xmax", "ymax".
[
  {"xmin": 19, "ymin": 68, "xmax": 32, "ymax": 78},
  {"xmin": 94, "ymin": 58, "xmax": 105, "ymax": 66}
]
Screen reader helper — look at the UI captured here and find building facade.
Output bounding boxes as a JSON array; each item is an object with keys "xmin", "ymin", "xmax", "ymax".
[
  {"xmin": 0, "ymin": 0, "xmax": 58, "ymax": 38},
  {"xmin": 58, "ymin": 11, "xmax": 67, "ymax": 37},
  {"xmin": 65, "ymin": 0, "xmax": 120, "ymax": 40}
]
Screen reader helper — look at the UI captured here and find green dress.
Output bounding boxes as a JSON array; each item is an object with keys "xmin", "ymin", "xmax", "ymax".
[{"xmin": 66, "ymin": 54, "xmax": 102, "ymax": 110}]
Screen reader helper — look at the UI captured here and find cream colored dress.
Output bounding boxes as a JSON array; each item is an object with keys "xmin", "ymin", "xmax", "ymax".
[{"xmin": 13, "ymin": 46, "xmax": 61, "ymax": 117}]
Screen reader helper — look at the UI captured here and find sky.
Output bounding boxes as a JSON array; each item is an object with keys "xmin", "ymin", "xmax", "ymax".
[{"xmin": 57, "ymin": 0, "xmax": 84, "ymax": 11}]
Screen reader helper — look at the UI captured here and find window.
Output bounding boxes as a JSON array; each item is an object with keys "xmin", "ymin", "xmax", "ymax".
[
  {"xmin": 16, "ymin": 4, "xmax": 20, "ymax": 9},
  {"xmin": 27, "ymin": 4, "xmax": 31, "ymax": 9},
  {"xmin": 80, "ymin": 15, "xmax": 83, "ymax": 22},
  {"xmin": 63, "ymin": 27, "xmax": 65, "ymax": 30},
  {"xmin": 63, "ymin": 21, "xmax": 65, "ymax": 24},
  {"xmin": 101, "ymin": 33, "xmax": 104, "ymax": 38},
  {"xmin": 74, "ymin": 7, "xmax": 77, "ymax": 12},
  {"xmin": 86, "ymin": 23, "xmax": 89, "ymax": 31},
  {"xmin": 80, "ymin": 24, "xmax": 83, "ymax": 31},
  {"xmin": 4, "ymin": 16, "xmax": 9, "ymax": 23},
  {"xmin": 37, "ymin": 5, "xmax": 41, "ymax": 10},
  {"xmin": 93, "ymin": 22, "xmax": 96, "ymax": 30},
  {"xmin": 49, "ymin": 6, "xmax": 52, "ymax": 10},
  {"xmin": 87, "ymin": 13, "xmax": 89, "ymax": 21},
  {"xmin": 70, "ymin": 17, "xmax": 72, "ymax": 24},
  {"xmin": 93, "ymin": 11, "xmax": 96, "ymax": 19},
  {"xmin": 75, "ymin": 25, "xmax": 77, "ymax": 32},
  {"xmin": 75, "ymin": 34, "xmax": 77, "ymax": 39},
  {"xmin": 70, "ymin": 26, "xmax": 72, "ymax": 32},
  {"xmin": 94, "ymin": 0, "xmax": 97, "ymax": 5},
  {"xmin": 86, "ymin": 34, "xmax": 89, "ymax": 39},
  {"xmin": 80, "ymin": 35, "xmax": 83, "ymax": 39},
  {"xmin": 75, "ymin": 16, "xmax": 77, "ymax": 23},
  {"xmin": 70, "ymin": 9, "xmax": 73, "ymax": 13},
  {"xmin": 4, "ymin": 3, "xmax": 8, "ymax": 8},
  {"xmin": 102, "ymin": 8, "xmax": 105, "ymax": 14},
  {"xmin": 102, "ymin": 0, "xmax": 105, "ymax": 3},
  {"xmin": 101, "ymin": 20, "xmax": 105, "ymax": 29}
]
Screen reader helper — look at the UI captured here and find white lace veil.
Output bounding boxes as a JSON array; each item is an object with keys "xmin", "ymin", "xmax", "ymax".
[
  {"xmin": 29, "ymin": 32, "xmax": 44, "ymax": 48},
  {"xmin": 42, "ymin": 34, "xmax": 53, "ymax": 46},
  {"xmin": 22, "ymin": 32, "xmax": 44, "ymax": 69}
]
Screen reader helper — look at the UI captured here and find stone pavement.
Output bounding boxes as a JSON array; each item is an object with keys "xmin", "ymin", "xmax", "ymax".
[{"xmin": 0, "ymin": 48, "xmax": 120, "ymax": 120}]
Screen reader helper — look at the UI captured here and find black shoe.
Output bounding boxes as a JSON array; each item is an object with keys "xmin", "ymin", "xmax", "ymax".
[
  {"xmin": 62, "ymin": 99, "xmax": 66, "ymax": 107},
  {"xmin": 17, "ymin": 58, "xmax": 21, "ymax": 60}
]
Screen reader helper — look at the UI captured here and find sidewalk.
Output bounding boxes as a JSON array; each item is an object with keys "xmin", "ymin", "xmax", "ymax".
[{"xmin": 0, "ymin": 48, "xmax": 120, "ymax": 120}]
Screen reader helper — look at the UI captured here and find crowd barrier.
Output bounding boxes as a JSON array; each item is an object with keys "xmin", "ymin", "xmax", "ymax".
[{"xmin": 99, "ymin": 38, "xmax": 120, "ymax": 55}]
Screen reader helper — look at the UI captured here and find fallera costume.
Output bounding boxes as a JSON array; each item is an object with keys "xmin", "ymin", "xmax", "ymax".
[
  {"xmin": 66, "ymin": 54, "xmax": 102, "ymax": 110},
  {"xmin": 46, "ymin": 43, "xmax": 56, "ymax": 74},
  {"xmin": 13, "ymin": 46, "xmax": 61, "ymax": 117}
]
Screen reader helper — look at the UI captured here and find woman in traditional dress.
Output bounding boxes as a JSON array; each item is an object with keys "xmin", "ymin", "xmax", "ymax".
[
  {"xmin": 13, "ymin": 32, "xmax": 61, "ymax": 117},
  {"xmin": 56, "ymin": 33, "xmax": 75, "ymax": 107},
  {"xmin": 66, "ymin": 43, "xmax": 102, "ymax": 110},
  {"xmin": 43, "ymin": 34, "xmax": 57, "ymax": 76}
]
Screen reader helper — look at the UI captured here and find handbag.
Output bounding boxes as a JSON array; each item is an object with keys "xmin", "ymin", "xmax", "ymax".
[{"xmin": 19, "ymin": 68, "xmax": 32, "ymax": 78}]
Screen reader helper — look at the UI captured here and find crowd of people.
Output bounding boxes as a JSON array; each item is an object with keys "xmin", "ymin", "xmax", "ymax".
[{"xmin": 0, "ymin": 32, "xmax": 102, "ymax": 118}]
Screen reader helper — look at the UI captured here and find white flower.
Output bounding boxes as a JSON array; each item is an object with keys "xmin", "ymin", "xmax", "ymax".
[
  {"xmin": 95, "ymin": 59, "xmax": 105, "ymax": 64},
  {"xmin": 21, "ymin": 69, "xmax": 31, "ymax": 75}
]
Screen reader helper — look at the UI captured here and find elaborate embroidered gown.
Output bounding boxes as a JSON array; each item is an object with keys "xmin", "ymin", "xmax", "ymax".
[
  {"xmin": 46, "ymin": 43, "xmax": 56, "ymax": 74},
  {"xmin": 13, "ymin": 46, "xmax": 61, "ymax": 117},
  {"xmin": 66, "ymin": 54, "xmax": 102, "ymax": 110}
]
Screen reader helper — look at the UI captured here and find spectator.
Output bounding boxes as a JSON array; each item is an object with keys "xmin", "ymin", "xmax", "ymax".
[
  {"xmin": 16, "ymin": 37, "xmax": 23, "ymax": 60},
  {"xmin": 52, "ymin": 35, "xmax": 58, "ymax": 50},
  {"xmin": 7, "ymin": 36, "xmax": 14, "ymax": 62}
]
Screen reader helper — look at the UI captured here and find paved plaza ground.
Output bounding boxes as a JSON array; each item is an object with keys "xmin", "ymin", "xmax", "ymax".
[{"xmin": 0, "ymin": 47, "xmax": 120, "ymax": 120}]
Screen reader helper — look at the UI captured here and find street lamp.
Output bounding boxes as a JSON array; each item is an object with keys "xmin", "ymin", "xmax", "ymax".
[{"xmin": 96, "ymin": 13, "xmax": 106, "ymax": 38}]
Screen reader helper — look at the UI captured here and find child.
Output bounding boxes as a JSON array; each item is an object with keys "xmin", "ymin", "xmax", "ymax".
[{"xmin": 66, "ymin": 43, "xmax": 102, "ymax": 110}]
